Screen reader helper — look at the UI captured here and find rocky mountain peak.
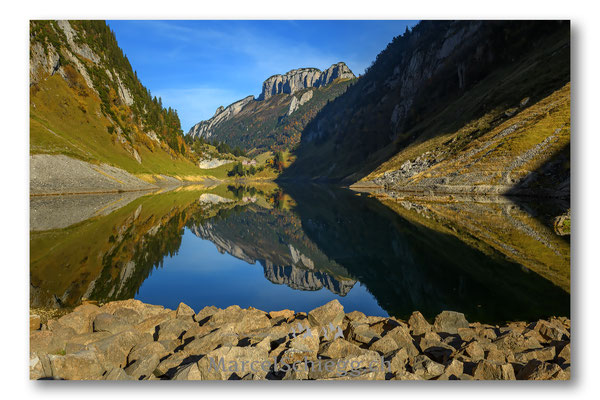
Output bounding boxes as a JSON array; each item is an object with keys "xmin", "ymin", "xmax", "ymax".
[{"xmin": 258, "ymin": 62, "xmax": 355, "ymax": 100}]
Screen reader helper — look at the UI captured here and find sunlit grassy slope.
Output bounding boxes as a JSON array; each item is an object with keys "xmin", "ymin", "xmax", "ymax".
[{"xmin": 30, "ymin": 74, "xmax": 208, "ymax": 177}]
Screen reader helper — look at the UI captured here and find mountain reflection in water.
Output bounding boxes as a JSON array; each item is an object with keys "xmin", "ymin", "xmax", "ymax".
[{"xmin": 30, "ymin": 183, "xmax": 570, "ymax": 324}]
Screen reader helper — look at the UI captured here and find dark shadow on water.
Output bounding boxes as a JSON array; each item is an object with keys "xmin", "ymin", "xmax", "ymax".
[
  {"xmin": 504, "ymin": 142, "xmax": 570, "ymax": 240},
  {"xmin": 281, "ymin": 183, "xmax": 570, "ymax": 324}
]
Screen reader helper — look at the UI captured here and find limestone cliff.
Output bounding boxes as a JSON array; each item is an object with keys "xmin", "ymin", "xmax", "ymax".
[
  {"xmin": 186, "ymin": 62, "xmax": 356, "ymax": 152},
  {"xmin": 188, "ymin": 95, "xmax": 255, "ymax": 140},
  {"xmin": 258, "ymin": 62, "xmax": 355, "ymax": 100}
]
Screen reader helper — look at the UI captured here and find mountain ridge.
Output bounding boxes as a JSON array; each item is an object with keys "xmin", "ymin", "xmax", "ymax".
[
  {"xmin": 282, "ymin": 20, "xmax": 570, "ymax": 193},
  {"xmin": 187, "ymin": 62, "xmax": 357, "ymax": 153}
]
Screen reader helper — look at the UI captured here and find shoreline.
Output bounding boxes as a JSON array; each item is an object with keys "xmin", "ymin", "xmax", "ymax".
[
  {"xmin": 30, "ymin": 153, "xmax": 280, "ymax": 197},
  {"xmin": 30, "ymin": 299, "xmax": 570, "ymax": 380}
]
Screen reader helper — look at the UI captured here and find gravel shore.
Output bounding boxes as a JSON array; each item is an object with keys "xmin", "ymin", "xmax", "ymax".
[{"xmin": 30, "ymin": 154, "xmax": 159, "ymax": 195}]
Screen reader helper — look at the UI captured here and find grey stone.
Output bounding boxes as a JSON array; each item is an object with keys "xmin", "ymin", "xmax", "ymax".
[
  {"xmin": 93, "ymin": 313, "xmax": 133, "ymax": 334},
  {"xmin": 124, "ymin": 353, "xmax": 161, "ymax": 380},
  {"xmin": 433, "ymin": 311, "xmax": 469, "ymax": 334},
  {"xmin": 408, "ymin": 311, "xmax": 432, "ymax": 336},
  {"xmin": 49, "ymin": 350, "xmax": 104, "ymax": 380},
  {"xmin": 176, "ymin": 302, "xmax": 195, "ymax": 320},
  {"xmin": 411, "ymin": 355, "xmax": 445, "ymax": 379},
  {"xmin": 104, "ymin": 367, "xmax": 134, "ymax": 380},
  {"xmin": 307, "ymin": 299, "xmax": 345, "ymax": 328}
]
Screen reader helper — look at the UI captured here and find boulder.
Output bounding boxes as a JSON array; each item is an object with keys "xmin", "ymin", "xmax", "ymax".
[
  {"xmin": 384, "ymin": 326, "xmax": 419, "ymax": 357},
  {"xmin": 485, "ymin": 346, "xmax": 507, "ymax": 364},
  {"xmin": 269, "ymin": 309, "xmax": 295, "ymax": 321},
  {"xmin": 124, "ymin": 353, "xmax": 161, "ymax": 380},
  {"xmin": 345, "ymin": 311, "xmax": 368, "ymax": 323},
  {"xmin": 184, "ymin": 324, "xmax": 238, "ymax": 355},
  {"xmin": 473, "ymin": 360, "xmax": 515, "ymax": 380},
  {"xmin": 557, "ymin": 343, "xmax": 570, "ymax": 367},
  {"xmin": 99, "ymin": 299, "xmax": 165, "ymax": 320},
  {"xmin": 308, "ymin": 350, "xmax": 385, "ymax": 380},
  {"xmin": 196, "ymin": 344, "xmax": 270, "ymax": 380},
  {"xmin": 182, "ymin": 323, "xmax": 214, "ymax": 342},
  {"xmin": 418, "ymin": 333, "xmax": 455, "ymax": 363},
  {"xmin": 514, "ymin": 346, "xmax": 556, "ymax": 363},
  {"xmin": 176, "ymin": 302, "xmax": 195, "ymax": 320},
  {"xmin": 112, "ymin": 307, "xmax": 143, "ymax": 325},
  {"xmin": 307, "ymin": 299, "xmax": 345, "ymax": 328},
  {"xmin": 438, "ymin": 359, "xmax": 464, "ymax": 380},
  {"xmin": 133, "ymin": 311, "xmax": 176, "ymax": 336},
  {"xmin": 57, "ymin": 311, "xmax": 93, "ymax": 335},
  {"xmin": 30, "ymin": 314, "xmax": 41, "ymax": 332},
  {"xmin": 128, "ymin": 341, "xmax": 169, "ymax": 364},
  {"xmin": 194, "ymin": 305, "xmax": 219, "ymax": 323},
  {"xmin": 369, "ymin": 335, "xmax": 399, "ymax": 355},
  {"xmin": 411, "ymin": 355, "xmax": 445, "ymax": 379},
  {"xmin": 493, "ymin": 330, "xmax": 541, "ymax": 353},
  {"xmin": 282, "ymin": 361, "xmax": 310, "ymax": 380},
  {"xmin": 408, "ymin": 311, "xmax": 432, "ymax": 336},
  {"xmin": 30, "ymin": 330, "xmax": 68, "ymax": 355},
  {"xmin": 46, "ymin": 320, "xmax": 77, "ymax": 341},
  {"xmin": 393, "ymin": 370, "xmax": 423, "ymax": 380},
  {"xmin": 369, "ymin": 318, "xmax": 402, "ymax": 336},
  {"xmin": 155, "ymin": 351, "xmax": 198, "ymax": 378},
  {"xmin": 457, "ymin": 327, "xmax": 477, "ymax": 342},
  {"xmin": 516, "ymin": 360, "xmax": 568, "ymax": 380},
  {"xmin": 207, "ymin": 306, "xmax": 271, "ymax": 334},
  {"xmin": 93, "ymin": 313, "xmax": 133, "ymax": 335},
  {"xmin": 463, "ymin": 341, "xmax": 485, "ymax": 362},
  {"xmin": 104, "ymin": 367, "xmax": 134, "ymax": 380},
  {"xmin": 156, "ymin": 318, "xmax": 196, "ymax": 341},
  {"xmin": 350, "ymin": 324, "xmax": 381, "ymax": 345},
  {"xmin": 30, "ymin": 354, "xmax": 49, "ymax": 380},
  {"xmin": 433, "ymin": 311, "xmax": 469, "ymax": 334},
  {"xmin": 48, "ymin": 350, "xmax": 104, "ymax": 380},
  {"xmin": 85, "ymin": 330, "xmax": 140, "ymax": 371},
  {"xmin": 387, "ymin": 348, "xmax": 409, "ymax": 373},
  {"xmin": 319, "ymin": 338, "xmax": 364, "ymax": 359},
  {"xmin": 534, "ymin": 320, "xmax": 569, "ymax": 341},
  {"xmin": 281, "ymin": 331, "xmax": 320, "ymax": 363},
  {"xmin": 72, "ymin": 303, "xmax": 101, "ymax": 319},
  {"xmin": 172, "ymin": 362, "xmax": 204, "ymax": 380}
]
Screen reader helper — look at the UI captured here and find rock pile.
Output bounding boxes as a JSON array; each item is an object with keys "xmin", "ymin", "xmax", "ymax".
[{"xmin": 30, "ymin": 299, "xmax": 570, "ymax": 380}]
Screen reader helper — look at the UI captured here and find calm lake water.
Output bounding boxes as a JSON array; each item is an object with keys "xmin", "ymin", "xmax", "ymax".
[{"xmin": 30, "ymin": 184, "xmax": 570, "ymax": 324}]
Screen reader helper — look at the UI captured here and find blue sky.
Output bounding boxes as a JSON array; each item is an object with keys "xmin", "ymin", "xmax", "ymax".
[{"xmin": 107, "ymin": 20, "xmax": 417, "ymax": 132}]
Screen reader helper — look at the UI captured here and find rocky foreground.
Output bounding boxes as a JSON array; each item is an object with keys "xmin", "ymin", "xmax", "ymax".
[{"xmin": 30, "ymin": 299, "xmax": 570, "ymax": 380}]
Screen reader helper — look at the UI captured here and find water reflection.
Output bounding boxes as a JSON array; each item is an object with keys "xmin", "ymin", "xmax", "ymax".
[{"xmin": 30, "ymin": 183, "xmax": 570, "ymax": 324}]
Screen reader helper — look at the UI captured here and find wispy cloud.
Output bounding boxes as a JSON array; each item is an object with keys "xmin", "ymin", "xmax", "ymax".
[
  {"xmin": 145, "ymin": 20, "xmax": 346, "ymax": 74},
  {"xmin": 109, "ymin": 20, "xmax": 415, "ymax": 129}
]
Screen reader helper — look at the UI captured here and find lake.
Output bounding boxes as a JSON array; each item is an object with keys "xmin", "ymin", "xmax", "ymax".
[{"xmin": 30, "ymin": 183, "xmax": 570, "ymax": 324}]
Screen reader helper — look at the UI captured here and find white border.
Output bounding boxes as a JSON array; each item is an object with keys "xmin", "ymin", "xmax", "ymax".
[{"xmin": 2, "ymin": 0, "xmax": 597, "ymax": 398}]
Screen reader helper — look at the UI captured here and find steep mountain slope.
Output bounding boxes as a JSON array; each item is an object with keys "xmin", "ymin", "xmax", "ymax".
[
  {"xmin": 363, "ymin": 83, "xmax": 570, "ymax": 198},
  {"xmin": 282, "ymin": 20, "xmax": 570, "ymax": 191},
  {"xmin": 30, "ymin": 20, "xmax": 203, "ymax": 180},
  {"xmin": 187, "ymin": 63, "xmax": 356, "ymax": 153}
]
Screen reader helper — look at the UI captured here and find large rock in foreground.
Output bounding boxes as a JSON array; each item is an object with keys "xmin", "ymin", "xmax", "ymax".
[{"xmin": 30, "ymin": 300, "xmax": 570, "ymax": 381}]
